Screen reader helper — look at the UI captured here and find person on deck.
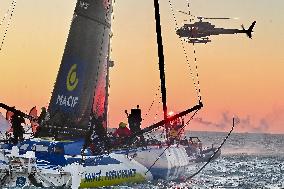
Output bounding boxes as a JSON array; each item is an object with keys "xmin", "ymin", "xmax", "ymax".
[
  {"xmin": 38, "ymin": 107, "xmax": 47, "ymax": 124},
  {"xmin": 91, "ymin": 116, "xmax": 110, "ymax": 154},
  {"xmin": 83, "ymin": 115, "xmax": 110, "ymax": 155},
  {"xmin": 10, "ymin": 113, "xmax": 25, "ymax": 144},
  {"xmin": 5, "ymin": 110, "xmax": 14, "ymax": 133},
  {"xmin": 169, "ymin": 117, "xmax": 184, "ymax": 144},
  {"xmin": 29, "ymin": 106, "xmax": 39, "ymax": 134},
  {"xmin": 113, "ymin": 122, "xmax": 132, "ymax": 138},
  {"xmin": 113, "ymin": 122, "xmax": 132, "ymax": 147}
]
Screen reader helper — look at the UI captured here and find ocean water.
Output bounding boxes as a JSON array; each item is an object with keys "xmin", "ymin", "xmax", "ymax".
[
  {"xmin": 4, "ymin": 132, "xmax": 284, "ymax": 188},
  {"xmin": 128, "ymin": 132, "xmax": 284, "ymax": 189}
]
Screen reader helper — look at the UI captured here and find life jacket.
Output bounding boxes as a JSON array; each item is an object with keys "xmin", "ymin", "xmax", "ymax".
[{"xmin": 113, "ymin": 127, "xmax": 132, "ymax": 138}]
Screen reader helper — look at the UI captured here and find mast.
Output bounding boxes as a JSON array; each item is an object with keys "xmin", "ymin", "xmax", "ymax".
[
  {"xmin": 154, "ymin": 0, "xmax": 169, "ymax": 139},
  {"xmin": 130, "ymin": 0, "xmax": 203, "ymax": 140}
]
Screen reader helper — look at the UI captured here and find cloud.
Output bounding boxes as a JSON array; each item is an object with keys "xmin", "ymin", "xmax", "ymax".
[
  {"xmin": 251, "ymin": 118, "xmax": 269, "ymax": 133},
  {"xmin": 194, "ymin": 117, "xmax": 226, "ymax": 129},
  {"xmin": 266, "ymin": 106, "xmax": 284, "ymax": 125},
  {"xmin": 193, "ymin": 112, "xmax": 271, "ymax": 133},
  {"xmin": 193, "ymin": 112, "xmax": 231, "ymax": 130}
]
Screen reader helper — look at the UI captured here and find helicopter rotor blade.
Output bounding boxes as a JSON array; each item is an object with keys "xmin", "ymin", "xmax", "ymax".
[
  {"xmin": 197, "ymin": 16, "xmax": 239, "ymax": 20},
  {"xmin": 178, "ymin": 11, "xmax": 191, "ymax": 16},
  {"xmin": 179, "ymin": 10, "xmax": 195, "ymax": 18},
  {"xmin": 179, "ymin": 11, "xmax": 239, "ymax": 22}
]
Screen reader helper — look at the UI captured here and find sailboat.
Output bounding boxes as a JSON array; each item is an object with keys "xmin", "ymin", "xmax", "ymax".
[{"xmin": 0, "ymin": 0, "xmax": 221, "ymax": 188}]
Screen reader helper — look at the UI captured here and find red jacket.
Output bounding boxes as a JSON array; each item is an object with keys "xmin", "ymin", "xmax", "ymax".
[{"xmin": 113, "ymin": 127, "xmax": 132, "ymax": 137}]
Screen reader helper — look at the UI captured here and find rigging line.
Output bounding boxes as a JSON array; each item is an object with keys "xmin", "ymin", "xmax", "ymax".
[
  {"xmin": 0, "ymin": 0, "xmax": 17, "ymax": 52},
  {"xmin": 183, "ymin": 0, "xmax": 202, "ymax": 102},
  {"xmin": 111, "ymin": 0, "xmax": 116, "ymax": 31},
  {"xmin": 184, "ymin": 0, "xmax": 201, "ymax": 101},
  {"xmin": 168, "ymin": 0, "xmax": 202, "ymax": 101},
  {"xmin": 186, "ymin": 117, "xmax": 236, "ymax": 180},
  {"xmin": 185, "ymin": 0, "xmax": 193, "ymax": 22},
  {"xmin": 186, "ymin": 0, "xmax": 190, "ymax": 16},
  {"xmin": 0, "ymin": 0, "xmax": 14, "ymax": 27},
  {"xmin": 169, "ymin": 0, "xmax": 202, "ymax": 100},
  {"xmin": 192, "ymin": 43, "xmax": 202, "ymax": 102},
  {"xmin": 152, "ymin": 96, "xmax": 161, "ymax": 125},
  {"xmin": 0, "ymin": 0, "xmax": 17, "ymax": 51},
  {"xmin": 143, "ymin": 86, "xmax": 160, "ymax": 121},
  {"xmin": 109, "ymin": 0, "xmax": 115, "ymax": 58},
  {"xmin": 145, "ymin": 109, "xmax": 199, "ymax": 175}
]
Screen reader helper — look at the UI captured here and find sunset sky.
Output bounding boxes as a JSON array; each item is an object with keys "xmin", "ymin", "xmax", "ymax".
[{"xmin": 0, "ymin": 0, "xmax": 283, "ymax": 134}]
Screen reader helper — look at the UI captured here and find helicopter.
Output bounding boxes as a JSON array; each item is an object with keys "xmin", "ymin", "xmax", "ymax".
[{"xmin": 176, "ymin": 11, "xmax": 256, "ymax": 44}]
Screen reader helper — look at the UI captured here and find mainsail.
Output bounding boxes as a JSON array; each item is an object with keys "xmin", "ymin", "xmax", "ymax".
[{"xmin": 45, "ymin": 0, "xmax": 112, "ymax": 139}]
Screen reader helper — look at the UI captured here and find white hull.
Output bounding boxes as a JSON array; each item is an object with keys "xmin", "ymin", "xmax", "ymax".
[
  {"xmin": 0, "ymin": 143, "xmax": 200, "ymax": 188},
  {"xmin": 132, "ymin": 145, "xmax": 195, "ymax": 180},
  {"xmin": 0, "ymin": 147, "xmax": 153, "ymax": 188}
]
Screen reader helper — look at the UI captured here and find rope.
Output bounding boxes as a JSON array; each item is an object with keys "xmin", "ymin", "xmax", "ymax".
[
  {"xmin": 150, "ymin": 96, "xmax": 161, "ymax": 125},
  {"xmin": 186, "ymin": 117, "xmax": 237, "ymax": 179},
  {"xmin": 0, "ymin": 1, "xmax": 14, "ymax": 27},
  {"xmin": 185, "ymin": 0, "xmax": 194, "ymax": 23},
  {"xmin": 0, "ymin": 0, "xmax": 17, "ymax": 52},
  {"xmin": 186, "ymin": 0, "xmax": 202, "ymax": 102},
  {"xmin": 109, "ymin": 0, "xmax": 116, "ymax": 59},
  {"xmin": 167, "ymin": 0, "xmax": 202, "ymax": 102},
  {"xmin": 192, "ymin": 43, "xmax": 202, "ymax": 102},
  {"xmin": 145, "ymin": 116, "xmax": 236, "ymax": 179},
  {"xmin": 186, "ymin": 0, "xmax": 190, "ymax": 15},
  {"xmin": 143, "ymin": 87, "xmax": 160, "ymax": 122}
]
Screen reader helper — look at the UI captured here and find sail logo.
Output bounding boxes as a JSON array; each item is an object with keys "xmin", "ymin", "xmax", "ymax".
[
  {"xmin": 56, "ymin": 95, "xmax": 78, "ymax": 108},
  {"xmin": 66, "ymin": 64, "xmax": 79, "ymax": 91},
  {"xmin": 51, "ymin": 56, "xmax": 84, "ymax": 112}
]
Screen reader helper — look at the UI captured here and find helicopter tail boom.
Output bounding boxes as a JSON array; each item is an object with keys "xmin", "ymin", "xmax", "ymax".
[{"xmin": 243, "ymin": 21, "xmax": 256, "ymax": 39}]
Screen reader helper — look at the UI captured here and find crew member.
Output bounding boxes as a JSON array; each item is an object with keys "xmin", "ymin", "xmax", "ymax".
[
  {"xmin": 11, "ymin": 113, "xmax": 25, "ymax": 144},
  {"xmin": 83, "ymin": 115, "xmax": 110, "ymax": 155},
  {"xmin": 125, "ymin": 105, "xmax": 146, "ymax": 146},
  {"xmin": 38, "ymin": 107, "xmax": 47, "ymax": 124},
  {"xmin": 29, "ymin": 106, "xmax": 39, "ymax": 134},
  {"xmin": 113, "ymin": 122, "xmax": 132, "ymax": 138},
  {"xmin": 92, "ymin": 116, "xmax": 110, "ymax": 153},
  {"xmin": 5, "ymin": 110, "xmax": 14, "ymax": 133},
  {"xmin": 169, "ymin": 117, "xmax": 184, "ymax": 144},
  {"xmin": 127, "ymin": 105, "xmax": 142, "ymax": 134}
]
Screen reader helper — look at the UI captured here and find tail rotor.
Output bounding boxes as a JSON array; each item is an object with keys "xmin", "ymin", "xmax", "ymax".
[{"xmin": 243, "ymin": 21, "xmax": 256, "ymax": 39}]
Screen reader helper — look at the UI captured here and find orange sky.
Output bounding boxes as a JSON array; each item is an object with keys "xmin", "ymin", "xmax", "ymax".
[{"xmin": 0, "ymin": 0, "xmax": 283, "ymax": 134}]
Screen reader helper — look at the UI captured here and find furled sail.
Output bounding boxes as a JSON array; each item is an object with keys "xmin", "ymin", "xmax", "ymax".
[{"xmin": 44, "ymin": 0, "xmax": 112, "ymax": 139}]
